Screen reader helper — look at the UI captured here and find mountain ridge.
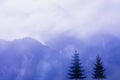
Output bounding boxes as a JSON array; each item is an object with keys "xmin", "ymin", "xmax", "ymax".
[{"xmin": 0, "ymin": 34, "xmax": 119, "ymax": 80}]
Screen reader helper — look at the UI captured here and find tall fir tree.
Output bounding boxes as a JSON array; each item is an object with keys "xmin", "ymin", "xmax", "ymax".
[
  {"xmin": 93, "ymin": 55, "xmax": 106, "ymax": 80},
  {"xmin": 68, "ymin": 51, "xmax": 86, "ymax": 80}
]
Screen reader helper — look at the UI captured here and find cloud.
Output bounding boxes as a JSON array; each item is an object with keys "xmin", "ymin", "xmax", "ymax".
[{"xmin": 0, "ymin": 0, "xmax": 120, "ymax": 43}]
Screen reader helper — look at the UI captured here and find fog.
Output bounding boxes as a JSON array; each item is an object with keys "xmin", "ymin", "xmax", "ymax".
[{"xmin": 0, "ymin": 0, "xmax": 120, "ymax": 43}]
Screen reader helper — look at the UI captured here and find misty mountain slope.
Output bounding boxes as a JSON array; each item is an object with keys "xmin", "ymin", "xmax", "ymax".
[
  {"xmin": 81, "ymin": 34, "xmax": 120, "ymax": 80},
  {"xmin": 47, "ymin": 34, "xmax": 120, "ymax": 80},
  {"xmin": 0, "ymin": 34, "xmax": 120, "ymax": 80},
  {"xmin": 0, "ymin": 37, "xmax": 61, "ymax": 80}
]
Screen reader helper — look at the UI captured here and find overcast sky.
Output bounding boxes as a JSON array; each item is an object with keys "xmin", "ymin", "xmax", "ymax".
[{"xmin": 0, "ymin": 0, "xmax": 120, "ymax": 43}]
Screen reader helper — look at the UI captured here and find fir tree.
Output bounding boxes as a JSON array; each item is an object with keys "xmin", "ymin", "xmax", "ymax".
[
  {"xmin": 93, "ymin": 55, "xmax": 106, "ymax": 80},
  {"xmin": 68, "ymin": 51, "xmax": 86, "ymax": 80}
]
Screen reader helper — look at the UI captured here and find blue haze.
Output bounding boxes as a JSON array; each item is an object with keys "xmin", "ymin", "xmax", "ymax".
[{"xmin": 0, "ymin": 33, "xmax": 120, "ymax": 80}]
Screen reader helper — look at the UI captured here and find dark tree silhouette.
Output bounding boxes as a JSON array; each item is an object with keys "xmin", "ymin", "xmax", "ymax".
[
  {"xmin": 93, "ymin": 55, "xmax": 106, "ymax": 80},
  {"xmin": 68, "ymin": 51, "xmax": 86, "ymax": 80}
]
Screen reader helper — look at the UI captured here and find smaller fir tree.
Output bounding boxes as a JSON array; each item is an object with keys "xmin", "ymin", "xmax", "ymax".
[
  {"xmin": 93, "ymin": 55, "xmax": 106, "ymax": 80},
  {"xmin": 68, "ymin": 51, "xmax": 86, "ymax": 80}
]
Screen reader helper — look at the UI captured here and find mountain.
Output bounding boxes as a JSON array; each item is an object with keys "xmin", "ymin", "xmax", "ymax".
[
  {"xmin": 0, "ymin": 37, "xmax": 63, "ymax": 80},
  {"xmin": 0, "ymin": 34, "xmax": 120, "ymax": 80},
  {"xmin": 47, "ymin": 34, "xmax": 120, "ymax": 80}
]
